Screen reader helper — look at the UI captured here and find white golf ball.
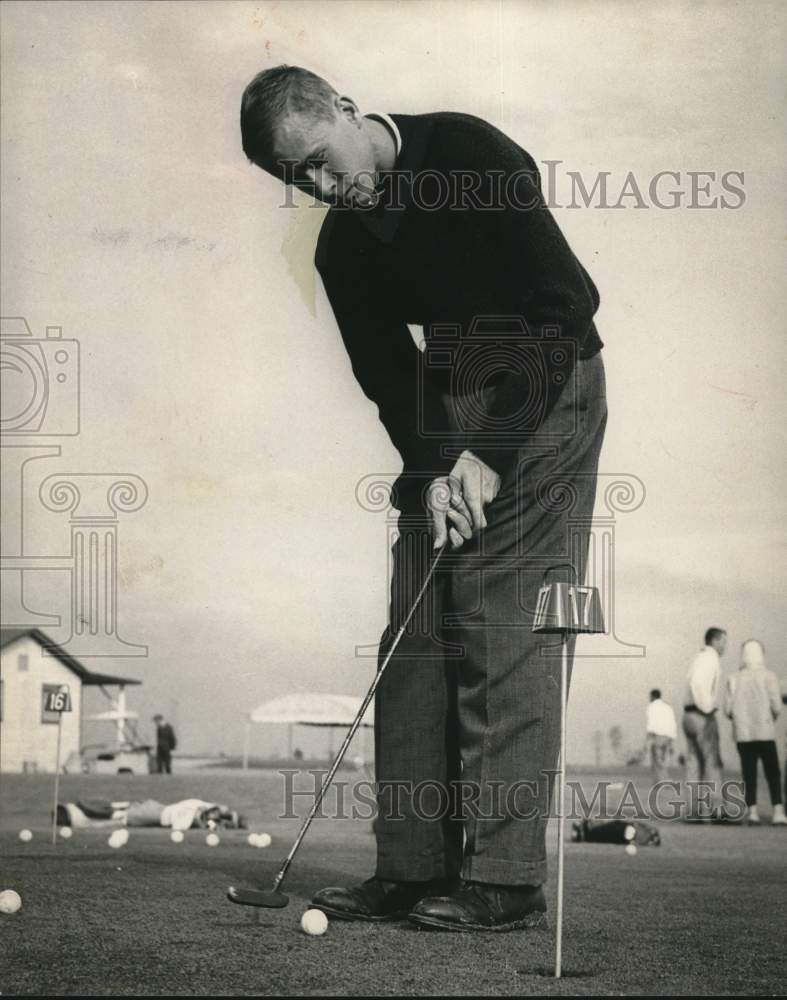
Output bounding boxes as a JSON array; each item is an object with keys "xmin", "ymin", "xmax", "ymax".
[
  {"xmin": 625, "ymin": 843, "xmax": 638, "ymax": 857},
  {"xmin": 108, "ymin": 829, "xmax": 129, "ymax": 849},
  {"xmin": 18, "ymin": 829, "xmax": 32, "ymax": 843},
  {"xmin": 0, "ymin": 890, "xmax": 22, "ymax": 914},
  {"xmin": 247, "ymin": 833, "xmax": 259, "ymax": 847},
  {"xmin": 59, "ymin": 826, "xmax": 73, "ymax": 839},
  {"xmin": 205, "ymin": 832, "xmax": 220, "ymax": 847},
  {"xmin": 170, "ymin": 830, "xmax": 185, "ymax": 844},
  {"xmin": 301, "ymin": 908, "xmax": 328, "ymax": 936},
  {"xmin": 257, "ymin": 832, "xmax": 272, "ymax": 848}
]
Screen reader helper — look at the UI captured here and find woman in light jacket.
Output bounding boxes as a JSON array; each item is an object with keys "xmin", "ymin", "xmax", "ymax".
[{"xmin": 724, "ymin": 639, "xmax": 786, "ymax": 825}]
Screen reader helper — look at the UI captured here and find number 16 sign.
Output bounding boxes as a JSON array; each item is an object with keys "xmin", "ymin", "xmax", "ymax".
[
  {"xmin": 45, "ymin": 685, "xmax": 72, "ymax": 715},
  {"xmin": 48, "ymin": 684, "xmax": 72, "ymax": 845}
]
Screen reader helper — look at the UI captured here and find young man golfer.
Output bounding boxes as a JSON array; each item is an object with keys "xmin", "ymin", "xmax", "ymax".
[{"xmin": 240, "ymin": 66, "xmax": 607, "ymax": 932}]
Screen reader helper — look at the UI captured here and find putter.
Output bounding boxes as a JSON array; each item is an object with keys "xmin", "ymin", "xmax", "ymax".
[{"xmin": 228, "ymin": 539, "xmax": 448, "ymax": 909}]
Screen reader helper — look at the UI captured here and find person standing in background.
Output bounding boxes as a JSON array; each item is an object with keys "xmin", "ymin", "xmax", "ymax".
[
  {"xmin": 724, "ymin": 639, "xmax": 786, "ymax": 826},
  {"xmin": 645, "ymin": 689, "xmax": 677, "ymax": 784},
  {"xmin": 683, "ymin": 627, "xmax": 727, "ymax": 820},
  {"xmin": 153, "ymin": 714, "xmax": 177, "ymax": 775}
]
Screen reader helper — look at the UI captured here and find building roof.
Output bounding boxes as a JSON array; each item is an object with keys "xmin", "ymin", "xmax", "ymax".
[{"xmin": 0, "ymin": 628, "xmax": 142, "ymax": 687}]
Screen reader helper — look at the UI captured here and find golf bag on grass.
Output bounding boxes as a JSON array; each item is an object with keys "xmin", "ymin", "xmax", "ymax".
[{"xmin": 571, "ymin": 818, "xmax": 661, "ymax": 846}]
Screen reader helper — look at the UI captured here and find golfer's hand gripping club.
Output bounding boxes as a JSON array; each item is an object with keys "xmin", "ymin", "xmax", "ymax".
[{"xmin": 427, "ymin": 450, "xmax": 501, "ymax": 550}]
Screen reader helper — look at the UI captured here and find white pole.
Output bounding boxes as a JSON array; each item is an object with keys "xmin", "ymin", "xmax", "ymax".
[
  {"xmin": 52, "ymin": 713, "xmax": 63, "ymax": 846},
  {"xmin": 242, "ymin": 718, "xmax": 250, "ymax": 771},
  {"xmin": 555, "ymin": 634, "xmax": 568, "ymax": 979},
  {"xmin": 116, "ymin": 686, "xmax": 126, "ymax": 746}
]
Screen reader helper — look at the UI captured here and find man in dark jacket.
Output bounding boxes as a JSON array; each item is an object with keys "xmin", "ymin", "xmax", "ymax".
[
  {"xmin": 240, "ymin": 66, "xmax": 607, "ymax": 931},
  {"xmin": 153, "ymin": 714, "xmax": 177, "ymax": 775}
]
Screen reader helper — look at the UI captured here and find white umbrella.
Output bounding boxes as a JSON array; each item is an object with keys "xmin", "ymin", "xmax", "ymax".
[
  {"xmin": 88, "ymin": 709, "xmax": 139, "ymax": 721},
  {"xmin": 249, "ymin": 693, "xmax": 374, "ymax": 727},
  {"xmin": 244, "ymin": 693, "xmax": 374, "ymax": 769}
]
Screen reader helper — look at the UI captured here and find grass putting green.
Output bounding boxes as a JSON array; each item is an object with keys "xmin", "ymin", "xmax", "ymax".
[{"xmin": 1, "ymin": 769, "xmax": 785, "ymax": 995}]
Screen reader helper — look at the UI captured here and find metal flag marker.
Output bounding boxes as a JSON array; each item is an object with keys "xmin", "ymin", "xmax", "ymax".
[
  {"xmin": 532, "ymin": 564, "xmax": 604, "ymax": 979},
  {"xmin": 46, "ymin": 684, "xmax": 73, "ymax": 845}
]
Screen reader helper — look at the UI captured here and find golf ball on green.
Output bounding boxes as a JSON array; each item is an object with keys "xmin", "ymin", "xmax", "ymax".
[
  {"xmin": 625, "ymin": 843, "xmax": 638, "ymax": 857},
  {"xmin": 170, "ymin": 830, "xmax": 185, "ymax": 844},
  {"xmin": 108, "ymin": 829, "xmax": 129, "ymax": 849},
  {"xmin": 206, "ymin": 832, "xmax": 220, "ymax": 847},
  {"xmin": 257, "ymin": 833, "xmax": 272, "ymax": 848},
  {"xmin": 18, "ymin": 829, "xmax": 32, "ymax": 843},
  {"xmin": 0, "ymin": 890, "xmax": 22, "ymax": 914},
  {"xmin": 59, "ymin": 826, "xmax": 73, "ymax": 839},
  {"xmin": 301, "ymin": 909, "xmax": 328, "ymax": 936}
]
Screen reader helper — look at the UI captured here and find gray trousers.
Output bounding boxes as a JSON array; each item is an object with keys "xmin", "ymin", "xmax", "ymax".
[
  {"xmin": 648, "ymin": 735, "xmax": 674, "ymax": 784},
  {"xmin": 682, "ymin": 710, "xmax": 724, "ymax": 813},
  {"xmin": 374, "ymin": 354, "xmax": 607, "ymax": 886}
]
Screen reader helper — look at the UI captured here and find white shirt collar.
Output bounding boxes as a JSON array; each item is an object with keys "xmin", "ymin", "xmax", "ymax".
[{"xmin": 365, "ymin": 111, "xmax": 402, "ymax": 159}]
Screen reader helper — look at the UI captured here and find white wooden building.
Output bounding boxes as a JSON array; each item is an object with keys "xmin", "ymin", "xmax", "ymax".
[{"xmin": 0, "ymin": 628, "xmax": 141, "ymax": 773}]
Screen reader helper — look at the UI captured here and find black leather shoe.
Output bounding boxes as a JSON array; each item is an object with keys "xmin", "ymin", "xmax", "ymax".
[
  {"xmin": 311, "ymin": 876, "xmax": 456, "ymax": 922},
  {"xmin": 409, "ymin": 880, "xmax": 547, "ymax": 932}
]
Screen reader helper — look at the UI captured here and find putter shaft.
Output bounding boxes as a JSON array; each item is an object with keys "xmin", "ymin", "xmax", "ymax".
[{"xmin": 238, "ymin": 541, "xmax": 447, "ymax": 906}]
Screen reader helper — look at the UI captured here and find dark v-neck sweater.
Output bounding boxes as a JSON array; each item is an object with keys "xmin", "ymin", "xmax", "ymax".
[{"xmin": 315, "ymin": 111, "xmax": 603, "ymax": 506}]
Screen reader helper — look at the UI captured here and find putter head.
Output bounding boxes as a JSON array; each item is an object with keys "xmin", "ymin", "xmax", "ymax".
[{"xmin": 227, "ymin": 885, "xmax": 290, "ymax": 909}]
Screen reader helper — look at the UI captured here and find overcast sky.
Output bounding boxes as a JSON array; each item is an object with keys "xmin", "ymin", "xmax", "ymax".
[{"xmin": 2, "ymin": 0, "xmax": 785, "ymax": 764}]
